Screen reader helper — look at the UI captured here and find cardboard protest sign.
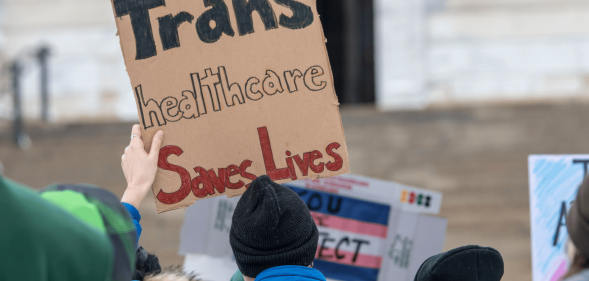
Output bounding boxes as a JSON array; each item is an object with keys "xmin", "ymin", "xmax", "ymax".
[
  {"xmin": 109, "ymin": 0, "xmax": 349, "ymax": 212},
  {"xmin": 528, "ymin": 155, "xmax": 589, "ymax": 281},
  {"xmin": 179, "ymin": 174, "xmax": 446, "ymax": 281}
]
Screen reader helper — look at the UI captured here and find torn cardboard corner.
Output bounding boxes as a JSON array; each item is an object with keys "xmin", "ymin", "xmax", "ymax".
[{"xmin": 110, "ymin": 0, "xmax": 349, "ymax": 213}]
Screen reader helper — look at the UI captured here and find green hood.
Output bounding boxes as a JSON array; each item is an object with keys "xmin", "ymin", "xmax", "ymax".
[
  {"xmin": 40, "ymin": 184, "xmax": 137, "ymax": 281},
  {"xmin": 0, "ymin": 176, "xmax": 113, "ymax": 281}
]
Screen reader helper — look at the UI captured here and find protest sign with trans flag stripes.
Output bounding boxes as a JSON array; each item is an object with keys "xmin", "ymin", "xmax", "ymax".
[
  {"xmin": 285, "ymin": 185, "xmax": 389, "ymax": 280},
  {"xmin": 284, "ymin": 174, "xmax": 446, "ymax": 281},
  {"xmin": 181, "ymin": 174, "xmax": 446, "ymax": 281}
]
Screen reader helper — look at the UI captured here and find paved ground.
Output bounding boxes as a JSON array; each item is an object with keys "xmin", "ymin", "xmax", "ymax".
[{"xmin": 4, "ymin": 101, "xmax": 589, "ymax": 280}]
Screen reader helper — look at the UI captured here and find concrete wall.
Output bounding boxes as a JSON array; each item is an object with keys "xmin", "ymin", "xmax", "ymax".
[
  {"xmin": 0, "ymin": 0, "xmax": 137, "ymax": 122},
  {"xmin": 2, "ymin": 0, "xmax": 588, "ymax": 118},
  {"xmin": 376, "ymin": 0, "xmax": 589, "ymax": 109}
]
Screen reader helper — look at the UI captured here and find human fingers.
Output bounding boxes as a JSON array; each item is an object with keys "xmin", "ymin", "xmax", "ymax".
[
  {"xmin": 149, "ymin": 131, "xmax": 164, "ymax": 160},
  {"xmin": 131, "ymin": 124, "xmax": 142, "ymax": 138},
  {"xmin": 130, "ymin": 124, "xmax": 144, "ymax": 148}
]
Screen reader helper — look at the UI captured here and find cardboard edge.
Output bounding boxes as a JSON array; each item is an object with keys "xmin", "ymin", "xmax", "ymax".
[
  {"xmin": 108, "ymin": 1, "xmax": 131, "ymax": 64},
  {"xmin": 312, "ymin": 0, "xmax": 351, "ymax": 174},
  {"xmin": 225, "ymin": 193, "xmax": 241, "ymax": 199},
  {"xmin": 313, "ymin": 0, "xmax": 340, "ymax": 105},
  {"xmin": 108, "ymin": 0, "xmax": 152, "ymax": 150},
  {"xmin": 157, "ymin": 204, "xmax": 188, "ymax": 214}
]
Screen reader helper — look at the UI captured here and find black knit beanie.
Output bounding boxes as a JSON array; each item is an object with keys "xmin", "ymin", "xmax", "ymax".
[
  {"xmin": 229, "ymin": 175, "xmax": 319, "ymax": 278},
  {"xmin": 414, "ymin": 245, "xmax": 504, "ymax": 281}
]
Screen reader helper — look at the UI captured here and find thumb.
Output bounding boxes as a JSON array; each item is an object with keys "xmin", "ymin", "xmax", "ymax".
[{"xmin": 149, "ymin": 131, "xmax": 164, "ymax": 159}]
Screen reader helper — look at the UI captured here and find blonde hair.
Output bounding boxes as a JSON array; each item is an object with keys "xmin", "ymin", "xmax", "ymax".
[{"xmin": 144, "ymin": 267, "xmax": 200, "ymax": 281}]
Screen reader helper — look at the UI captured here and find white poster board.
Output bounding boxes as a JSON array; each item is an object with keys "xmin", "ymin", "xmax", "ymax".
[{"xmin": 528, "ymin": 155, "xmax": 589, "ymax": 281}]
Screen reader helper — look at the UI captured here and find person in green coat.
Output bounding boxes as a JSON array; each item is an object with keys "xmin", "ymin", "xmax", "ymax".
[{"xmin": 0, "ymin": 176, "xmax": 114, "ymax": 281}]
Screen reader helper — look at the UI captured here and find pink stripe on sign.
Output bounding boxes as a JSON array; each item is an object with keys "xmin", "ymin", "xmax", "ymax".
[
  {"xmin": 315, "ymin": 247, "xmax": 382, "ymax": 269},
  {"xmin": 549, "ymin": 258, "xmax": 568, "ymax": 281},
  {"xmin": 310, "ymin": 211, "xmax": 388, "ymax": 238}
]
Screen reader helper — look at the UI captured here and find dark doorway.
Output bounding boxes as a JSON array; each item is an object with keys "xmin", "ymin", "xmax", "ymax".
[{"xmin": 316, "ymin": 0, "xmax": 375, "ymax": 104}]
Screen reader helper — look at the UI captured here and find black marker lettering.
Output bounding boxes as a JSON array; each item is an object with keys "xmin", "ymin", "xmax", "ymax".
[
  {"xmin": 553, "ymin": 201, "xmax": 568, "ymax": 246},
  {"xmin": 573, "ymin": 159, "xmax": 589, "ymax": 178},
  {"xmin": 161, "ymin": 96, "xmax": 183, "ymax": 121},
  {"xmin": 335, "ymin": 237, "xmax": 349, "ymax": 259},
  {"xmin": 135, "ymin": 85, "xmax": 166, "ymax": 129},
  {"xmin": 327, "ymin": 196, "xmax": 342, "ymax": 214},
  {"xmin": 200, "ymin": 68, "xmax": 223, "ymax": 112},
  {"xmin": 197, "ymin": 0, "xmax": 235, "ymax": 43},
  {"xmin": 352, "ymin": 239, "xmax": 370, "ymax": 263},
  {"xmin": 178, "ymin": 90, "xmax": 200, "ymax": 119},
  {"xmin": 284, "ymin": 69, "xmax": 303, "ymax": 93},
  {"xmin": 245, "ymin": 77, "xmax": 263, "ymax": 100},
  {"xmin": 307, "ymin": 193, "xmax": 322, "ymax": 211},
  {"xmin": 113, "ymin": 0, "xmax": 165, "ymax": 59},
  {"xmin": 158, "ymin": 12, "xmax": 195, "ymax": 50},
  {"xmin": 274, "ymin": 0, "xmax": 313, "ymax": 29},
  {"xmin": 232, "ymin": 0, "xmax": 278, "ymax": 36},
  {"xmin": 191, "ymin": 73, "xmax": 209, "ymax": 115},
  {"xmin": 218, "ymin": 66, "xmax": 245, "ymax": 106},
  {"xmin": 318, "ymin": 232, "xmax": 335, "ymax": 258},
  {"xmin": 304, "ymin": 65, "xmax": 327, "ymax": 91},
  {"xmin": 262, "ymin": 70, "xmax": 284, "ymax": 95}
]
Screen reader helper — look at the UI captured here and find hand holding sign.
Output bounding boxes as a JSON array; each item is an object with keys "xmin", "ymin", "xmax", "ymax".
[{"xmin": 121, "ymin": 125, "xmax": 164, "ymax": 208}]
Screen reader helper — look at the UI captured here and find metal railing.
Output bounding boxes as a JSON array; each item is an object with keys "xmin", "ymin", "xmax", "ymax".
[{"xmin": 2, "ymin": 45, "xmax": 51, "ymax": 150}]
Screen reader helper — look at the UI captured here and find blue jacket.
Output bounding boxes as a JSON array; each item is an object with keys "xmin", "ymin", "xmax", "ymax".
[
  {"xmin": 122, "ymin": 203, "xmax": 142, "ymax": 281},
  {"xmin": 255, "ymin": 266, "xmax": 326, "ymax": 281},
  {"xmin": 122, "ymin": 202, "xmax": 142, "ymax": 243}
]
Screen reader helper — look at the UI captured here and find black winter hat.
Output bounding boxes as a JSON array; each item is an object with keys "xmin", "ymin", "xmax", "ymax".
[
  {"xmin": 414, "ymin": 245, "xmax": 504, "ymax": 281},
  {"xmin": 229, "ymin": 175, "xmax": 319, "ymax": 278}
]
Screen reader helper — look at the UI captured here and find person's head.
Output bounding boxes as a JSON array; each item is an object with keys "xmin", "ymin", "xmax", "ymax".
[
  {"xmin": 134, "ymin": 246, "xmax": 162, "ymax": 281},
  {"xmin": 142, "ymin": 266, "xmax": 200, "ymax": 281},
  {"xmin": 414, "ymin": 245, "xmax": 504, "ymax": 281},
  {"xmin": 1, "ymin": 177, "xmax": 114, "ymax": 281},
  {"xmin": 566, "ymin": 177, "xmax": 589, "ymax": 275},
  {"xmin": 133, "ymin": 245, "xmax": 201, "ymax": 281},
  {"xmin": 229, "ymin": 175, "xmax": 318, "ymax": 279}
]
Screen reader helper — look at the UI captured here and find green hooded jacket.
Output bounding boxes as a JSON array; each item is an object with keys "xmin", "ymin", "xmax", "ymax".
[{"xmin": 0, "ymin": 176, "xmax": 114, "ymax": 281}]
